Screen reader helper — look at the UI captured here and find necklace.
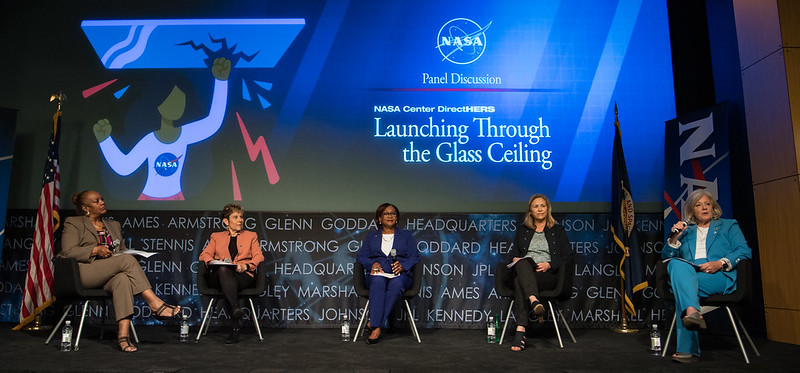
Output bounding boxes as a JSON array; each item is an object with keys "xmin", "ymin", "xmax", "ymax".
[{"xmin": 382, "ymin": 234, "xmax": 394, "ymax": 242}]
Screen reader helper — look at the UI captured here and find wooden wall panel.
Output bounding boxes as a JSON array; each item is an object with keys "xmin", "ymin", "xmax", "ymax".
[
  {"xmin": 742, "ymin": 50, "xmax": 796, "ymax": 184},
  {"xmin": 753, "ymin": 177, "xmax": 800, "ymax": 310},
  {"xmin": 765, "ymin": 308, "xmax": 800, "ymax": 345},
  {"xmin": 778, "ymin": 0, "xmax": 800, "ymax": 48},
  {"xmin": 733, "ymin": 0, "xmax": 783, "ymax": 69},
  {"xmin": 787, "ymin": 49, "xmax": 800, "ymax": 170}
]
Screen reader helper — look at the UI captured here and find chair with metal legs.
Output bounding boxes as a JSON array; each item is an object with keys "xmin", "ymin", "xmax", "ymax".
[
  {"xmin": 494, "ymin": 260, "xmax": 577, "ymax": 348},
  {"xmin": 195, "ymin": 260, "xmax": 267, "ymax": 342},
  {"xmin": 352, "ymin": 262, "xmax": 422, "ymax": 343},
  {"xmin": 656, "ymin": 258, "xmax": 759, "ymax": 363},
  {"xmin": 45, "ymin": 257, "xmax": 139, "ymax": 350}
]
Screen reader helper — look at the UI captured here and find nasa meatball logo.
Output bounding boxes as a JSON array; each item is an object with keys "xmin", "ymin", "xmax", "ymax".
[
  {"xmin": 154, "ymin": 153, "xmax": 181, "ymax": 177},
  {"xmin": 436, "ymin": 18, "xmax": 492, "ymax": 65}
]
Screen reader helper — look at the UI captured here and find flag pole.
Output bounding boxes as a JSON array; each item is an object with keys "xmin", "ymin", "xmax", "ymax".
[{"xmin": 612, "ymin": 247, "xmax": 637, "ymax": 333}]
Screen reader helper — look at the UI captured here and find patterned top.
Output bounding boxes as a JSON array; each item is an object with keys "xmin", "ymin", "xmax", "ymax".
[
  {"xmin": 524, "ymin": 231, "xmax": 551, "ymax": 264},
  {"xmin": 95, "ymin": 226, "xmax": 113, "ymax": 246}
]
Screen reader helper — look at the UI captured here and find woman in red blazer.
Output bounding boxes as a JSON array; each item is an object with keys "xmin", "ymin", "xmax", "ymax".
[{"xmin": 199, "ymin": 203, "xmax": 264, "ymax": 343}]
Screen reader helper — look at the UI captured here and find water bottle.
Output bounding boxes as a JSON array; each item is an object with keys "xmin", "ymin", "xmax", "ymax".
[
  {"xmin": 340, "ymin": 314, "xmax": 350, "ymax": 342},
  {"xmin": 650, "ymin": 324, "xmax": 662, "ymax": 356},
  {"xmin": 495, "ymin": 314, "xmax": 501, "ymax": 342},
  {"xmin": 179, "ymin": 314, "xmax": 189, "ymax": 343},
  {"xmin": 61, "ymin": 320, "xmax": 73, "ymax": 351},
  {"xmin": 487, "ymin": 315, "xmax": 496, "ymax": 343}
]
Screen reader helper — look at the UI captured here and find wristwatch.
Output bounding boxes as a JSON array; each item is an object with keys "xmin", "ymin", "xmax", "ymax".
[{"xmin": 720, "ymin": 260, "xmax": 730, "ymax": 271}]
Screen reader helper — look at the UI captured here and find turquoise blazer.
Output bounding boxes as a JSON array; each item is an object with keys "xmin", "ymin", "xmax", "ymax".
[{"xmin": 662, "ymin": 218, "xmax": 752, "ymax": 291}]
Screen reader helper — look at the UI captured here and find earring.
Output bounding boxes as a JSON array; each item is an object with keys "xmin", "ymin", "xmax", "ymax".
[{"xmin": 85, "ymin": 210, "xmax": 90, "ymax": 216}]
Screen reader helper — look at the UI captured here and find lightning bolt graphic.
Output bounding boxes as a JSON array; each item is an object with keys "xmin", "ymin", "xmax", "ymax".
[{"xmin": 236, "ymin": 112, "xmax": 279, "ymax": 184}]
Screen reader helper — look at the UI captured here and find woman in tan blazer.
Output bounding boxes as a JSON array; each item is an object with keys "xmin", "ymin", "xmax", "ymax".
[{"xmin": 59, "ymin": 190, "xmax": 181, "ymax": 352}]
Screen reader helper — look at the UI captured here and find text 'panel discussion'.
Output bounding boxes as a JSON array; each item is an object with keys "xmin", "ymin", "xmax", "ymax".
[{"xmin": 1, "ymin": 0, "xmax": 799, "ymax": 371}]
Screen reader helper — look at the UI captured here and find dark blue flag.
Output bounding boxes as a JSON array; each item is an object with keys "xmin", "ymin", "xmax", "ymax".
[{"xmin": 610, "ymin": 103, "xmax": 647, "ymax": 317}]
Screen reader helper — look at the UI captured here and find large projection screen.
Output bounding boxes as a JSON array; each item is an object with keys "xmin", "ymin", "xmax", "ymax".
[{"xmin": 1, "ymin": 1, "xmax": 674, "ymax": 213}]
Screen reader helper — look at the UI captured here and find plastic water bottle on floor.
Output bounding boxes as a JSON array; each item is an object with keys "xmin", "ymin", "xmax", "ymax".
[
  {"xmin": 495, "ymin": 314, "xmax": 501, "ymax": 343},
  {"xmin": 341, "ymin": 315, "xmax": 350, "ymax": 342},
  {"xmin": 180, "ymin": 314, "xmax": 189, "ymax": 343},
  {"xmin": 61, "ymin": 320, "xmax": 73, "ymax": 351},
  {"xmin": 487, "ymin": 315, "xmax": 496, "ymax": 343},
  {"xmin": 650, "ymin": 324, "xmax": 662, "ymax": 356}
]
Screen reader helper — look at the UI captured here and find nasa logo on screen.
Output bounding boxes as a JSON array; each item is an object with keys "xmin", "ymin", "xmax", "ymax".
[
  {"xmin": 154, "ymin": 153, "xmax": 180, "ymax": 176},
  {"xmin": 436, "ymin": 18, "xmax": 491, "ymax": 65}
]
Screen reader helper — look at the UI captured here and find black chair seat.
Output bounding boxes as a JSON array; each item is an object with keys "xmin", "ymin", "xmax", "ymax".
[
  {"xmin": 656, "ymin": 258, "xmax": 759, "ymax": 363},
  {"xmin": 195, "ymin": 260, "xmax": 267, "ymax": 342},
  {"xmin": 494, "ymin": 259, "xmax": 577, "ymax": 347},
  {"xmin": 45, "ymin": 257, "xmax": 139, "ymax": 350},
  {"xmin": 352, "ymin": 262, "xmax": 422, "ymax": 343}
]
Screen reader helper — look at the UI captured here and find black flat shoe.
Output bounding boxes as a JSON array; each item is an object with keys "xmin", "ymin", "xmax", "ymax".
[
  {"xmin": 225, "ymin": 328, "xmax": 240, "ymax": 344},
  {"xmin": 232, "ymin": 307, "xmax": 244, "ymax": 320}
]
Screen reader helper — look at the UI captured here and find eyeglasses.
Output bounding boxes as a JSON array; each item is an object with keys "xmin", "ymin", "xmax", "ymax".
[{"xmin": 381, "ymin": 212, "xmax": 397, "ymax": 217}]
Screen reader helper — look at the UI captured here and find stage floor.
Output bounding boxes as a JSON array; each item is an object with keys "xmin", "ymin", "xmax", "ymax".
[{"xmin": 1, "ymin": 322, "xmax": 797, "ymax": 372}]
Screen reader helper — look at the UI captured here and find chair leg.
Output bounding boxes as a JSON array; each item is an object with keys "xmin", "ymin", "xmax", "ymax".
[
  {"xmin": 553, "ymin": 303, "xmax": 577, "ymax": 344},
  {"xmin": 74, "ymin": 300, "xmax": 91, "ymax": 351},
  {"xmin": 732, "ymin": 308, "xmax": 760, "ymax": 357},
  {"xmin": 129, "ymin": 321, "xmax": 139, "ymax": 343},
  {"xmin": 45, "ymin": 305, "xmax": 71, "ymax": 345},
  {"xmin": 353, "ymin": 300, "xmax": 369, "ymax": 343},
  {"xmin": 499, "ymin": 300, "xmax": 514, "ymax": 345},
  {"xmin": 724, "ymin": 306, "xmax": 751, "ymax": 364},
  {"xmin": 547, "ymin": 301, "xmax": 564, "ymax": 348},
  {"xmin": 403, "ymin": 300, "xmax": 421, "ymax": 343},
  {"xmin": 196, "ymin": 298, "xmax": 216, "ymax": 343},
  {"xmin": 662, "ymin": 312, "xmax": 676, "ymax": 357},
  {"xmin": 248, "ymin": 298, "xmax": 263, "ymax": 342}
]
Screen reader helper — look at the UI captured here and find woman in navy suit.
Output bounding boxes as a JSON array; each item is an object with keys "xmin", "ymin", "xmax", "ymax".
[
  {"xmin": 356, "ymin": 203, "xmax": 419, "ymax": 344},
  {"xmin": 663, "ymin": 189, "xmax": 752, "ymax": 363}
]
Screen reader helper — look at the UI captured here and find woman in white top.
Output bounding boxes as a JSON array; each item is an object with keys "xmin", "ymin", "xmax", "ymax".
[{"xmin": 356, "ymin": 203, "xmax": 419, "ymax": 344}]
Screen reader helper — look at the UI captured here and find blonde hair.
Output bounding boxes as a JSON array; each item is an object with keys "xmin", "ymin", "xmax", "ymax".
[
  {"xmin": 523, "ymin": 194, "xmax": 556, "ymax": 229},
  {"xmin": 684, "ymin": 189, "xmax": 722, "ymax": 223}
]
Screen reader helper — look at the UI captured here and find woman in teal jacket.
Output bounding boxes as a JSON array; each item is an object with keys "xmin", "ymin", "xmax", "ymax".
[{"xmin": 663, "ymin": 189, "xmax": 752, "ymax": 363}]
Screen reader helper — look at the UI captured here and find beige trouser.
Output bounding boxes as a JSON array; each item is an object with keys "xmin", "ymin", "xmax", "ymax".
[{"xmin": 78, "ymin": 254, "xmax": 151, "ymax": 321}]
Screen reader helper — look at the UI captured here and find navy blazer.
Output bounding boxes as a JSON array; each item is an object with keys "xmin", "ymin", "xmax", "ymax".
[
  {"xmin": 662, "ymin": 218, "xmax": 752, "ymax": 290},
  {"xmin": 357, "ymin": 228, "xmax": 419, "ymax": 277}
]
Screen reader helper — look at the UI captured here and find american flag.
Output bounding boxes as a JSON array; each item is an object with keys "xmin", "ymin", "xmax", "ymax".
[{"xmin": 13, "ymin": 110, "xmax": 61, "ymax": 329}]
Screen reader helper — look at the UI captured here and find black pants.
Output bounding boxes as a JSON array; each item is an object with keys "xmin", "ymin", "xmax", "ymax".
[
  {"xmin": 208, "ymin": 266, "xmax": 255, "ymax": 322},
  {"xmin": 512, "ymin": 258, "xmax": 557, "ymax": 327}
]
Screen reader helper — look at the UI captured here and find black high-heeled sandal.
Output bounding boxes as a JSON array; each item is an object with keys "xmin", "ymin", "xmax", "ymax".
[
  {"xmin": 117, "ymin": 336, "xmax": 137, "ymax": 352},
  {"xmin": 510, "ymin": 331, "xmax": 526, "ymax": 351},
  {"xmin": 529, "ymin": 300, "xmax": 545, "ymax": 323},
  {"xmin": 152, "ymin": 303, "xmax": 180, "ymax": 320}
]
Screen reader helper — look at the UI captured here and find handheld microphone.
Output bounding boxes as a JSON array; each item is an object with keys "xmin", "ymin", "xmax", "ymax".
[
  {"xmin": 390, "ymin": 249, "xmax": 397, "ymax": 263},
  {"xmin": 109, "ymin": 239, "xmax": 120, "ymax": 249},
  {"xmin": 668, "ymin": 220, "xmax": 689, "ymax": 239}
]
